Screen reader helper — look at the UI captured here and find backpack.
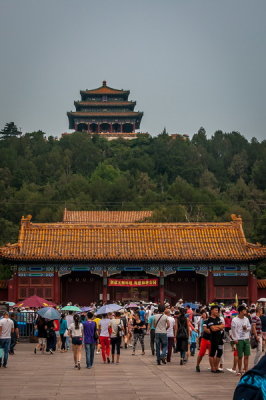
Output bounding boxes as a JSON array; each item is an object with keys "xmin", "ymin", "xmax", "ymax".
[
  {"xmin": 116, "ymin": 320, "xmax": 123, "ymax": 337},
  {"xmin": 177, "ymin": 320, "xmax": 188, "ymax": 339},
  {"xmin": 233, "ymin": 355, "xmax": 266, "ymax": 400}
]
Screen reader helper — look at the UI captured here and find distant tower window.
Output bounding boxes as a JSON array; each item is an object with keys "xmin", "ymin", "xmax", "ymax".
[{"xmin": 102, "ymin": 95, "xmax": 107, "ymax": 102}]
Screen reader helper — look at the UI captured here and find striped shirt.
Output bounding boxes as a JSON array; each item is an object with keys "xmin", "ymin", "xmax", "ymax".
[{"xmin": 251, "ymin": 315, "xmax": 262, "ymax": 335}]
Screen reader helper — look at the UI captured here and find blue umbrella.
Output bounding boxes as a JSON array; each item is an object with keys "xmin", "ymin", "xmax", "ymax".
[
  {"xmin": 95, "ymin": 304, "xmax": 122, "ymax": 315},
  {"xmin": 37, "ymin": 307, "xmax": 61, "ymax": 320},
  {"xmin": 6, "ymin": 301, "xmax": 15, "ymax": 306},
  {"xmin": 184, "ymin": 303, "xmax": 198, "ymax": 310}
]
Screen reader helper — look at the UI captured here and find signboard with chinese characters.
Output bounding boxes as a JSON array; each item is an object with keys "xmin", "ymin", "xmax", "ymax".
[{"xmin": 108, "ymin": 278, "xmax": 158, "ymax": 287}]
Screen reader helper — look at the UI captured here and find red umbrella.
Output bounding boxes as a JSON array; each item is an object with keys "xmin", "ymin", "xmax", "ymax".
[{"xmin": 14, "ymin": 295, "xmax": 56, "ymax": 308}]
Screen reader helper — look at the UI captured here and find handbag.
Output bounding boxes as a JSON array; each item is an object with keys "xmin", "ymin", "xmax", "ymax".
[
  {"xmin": 0, "ymin": 348, "xmax": 4, "ymax": 359},
  {"xmin": 63, "ymin": 329, "xmax": 69, "ymax": 337},
  {"xmin": 116, "ymin": 320, "xmax": 123, "ymax": 338},
  {"xmin": 250, "ymin": 335, "xmax": 258, "ymax": 349}
]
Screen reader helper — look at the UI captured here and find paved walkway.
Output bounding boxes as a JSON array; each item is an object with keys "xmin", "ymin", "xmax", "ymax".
[{"xmin": 0, "ymin": 339, "xmax": 251, "ymax": 400}]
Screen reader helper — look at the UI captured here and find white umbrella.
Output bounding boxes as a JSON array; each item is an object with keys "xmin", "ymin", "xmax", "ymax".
[
  {"xmin": 257, "ymin": 298, "xmax": 266, "ymax": 302},
  {"xmin": 95, "ymin": 304, "xmax": 122, "ymax": 315}
]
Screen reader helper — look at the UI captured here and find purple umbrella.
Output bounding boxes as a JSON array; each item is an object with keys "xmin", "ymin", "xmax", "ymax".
[{"xmin": 81, "ymin": 306, "xmax": 93, "ymax": 312}]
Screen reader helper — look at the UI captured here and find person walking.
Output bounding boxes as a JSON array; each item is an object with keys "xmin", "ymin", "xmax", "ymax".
[
  {"xmin": 120, "ymin": 311, "xmax": 128, "ymax": 349},
  {"xmin": 147, "ymin": 310, "xmax": 156, "ymax": 356},
  {"xmin": 83, "ymin": 312, "xmax": 97, "ymax": 368},
  {"xmin": 0, "ymin": 311, "xmax": 14, "ymax": 368},
  {"xmin": 231, "ymin": 305, "xmax": 251, "ymax": 375},
  {"xmin": 92, "ymin": 314, "xmax": 101, "ymax": 354},
  {"xmin": 34, "ymin": 316, "xmax": 47, "ymax": 354},
  {"xmin": 251, "ymin": 306, "xmax": 263, "ymax": 365},
  {"xmin": 59, "ymin": 314, "xmax": 68, "ymax": 353},
  {"xmin": 260, "ymin": 310, "xmax": 266, "ymax": 351},
  {"xmin": 98, "ymin": 314, "xmax": 111, "ymax": 364},
  {"xmin": 154, "ymin": 305, "xmax": 169, "ymax": 365},
  {"xmin": 110, "ymin": 312, "xmax": 124, "ymax": 364},
  {"xmin": 176, "ymin": 308, "xmax": 190, "ymax": 365},
  {"xmin": 69, "ymin": 314, "xmax": 83, "ymax": 369},
  {"xmin": 196, "ymin": 315, "xmax": 211, "ymax": 372},
  {"xmin": 9, "ymin": 313, "xmax": 19, "ymax": 355},
  {"xmin": 46, "ymin": 319, "xmax": 57, "ymax": 354},
  {"xmin": 132, "ymin": 312, "xmax": 146, "ymax": 356},
  {"xmin": 189, "ymin": 328, "xmax": 198, "ymax": 356},
  {"xmin": 165, "ymin": 309, "xmax": 176, "ymax": 362},
  {"xmin": 65, "ymin": 311, "xmax": 74, "ymax": 351}
]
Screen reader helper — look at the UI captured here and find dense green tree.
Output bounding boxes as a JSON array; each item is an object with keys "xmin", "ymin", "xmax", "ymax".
[
  {"xmin": 0, "ymin": 122, "xmax": 21, "ymax": 139},
  {"xmin": 0, "ymin": 128, "xmax": 265, "ymax": 257}
]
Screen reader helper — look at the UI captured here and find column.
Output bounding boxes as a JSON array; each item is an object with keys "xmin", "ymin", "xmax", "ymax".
[
  {"xmin": 110, "ymin": 124, "xmax": 113, "ymax": 133},
  {"xmin": 206, "ymin": 270, "xmax": 215, "ymax": 304},
  {"xmin": 8, "ymin": 270, "xmax": 18, "ymax": 302},
  {"xmin": 159, "ymin": 271, "xmax": 165, "ymax": 304},
  {"xmin": 74, "ymin": 123, "xmax": 78, "ymax": 131},
  {"xmin": 102, "ymin": 270, "xmax": 108, "ymax": 303},
  {"xmin": 53, "ymin": 270, "xmax": 61, "ymax": 304},
  {"xmin": 248, "ymin": 271, "xmax": 258, "ymax": 304}
]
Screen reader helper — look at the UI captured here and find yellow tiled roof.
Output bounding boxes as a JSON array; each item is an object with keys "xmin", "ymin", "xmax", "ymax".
[
  {"xmin": 0, "ymin": 215, "xmax": 265, "ymax": 262},
  {"xmin": 63, "ymin": 210, "xmax": 153, "ymax": 223},
  {"xmin": 258, "ymin": 279, "xmax": 266, "ymax": 288}
]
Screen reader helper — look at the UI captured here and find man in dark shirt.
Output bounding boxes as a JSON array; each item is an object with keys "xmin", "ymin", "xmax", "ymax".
[
  {"xmin": 9, "ymin": 313, "xmax": 19, "ymax": 355},
  {"xmin": 206, "ymin": 305, "xmax": 224, "ymax": 373},
  {"xmin": 260, "ymin": 312, "xmax": 266, "ymax": 352}
]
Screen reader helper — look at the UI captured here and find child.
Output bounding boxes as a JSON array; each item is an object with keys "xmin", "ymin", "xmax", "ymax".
[{"xmin": 189, "ymin": 328, "xmax": 198, "ymax": 356}]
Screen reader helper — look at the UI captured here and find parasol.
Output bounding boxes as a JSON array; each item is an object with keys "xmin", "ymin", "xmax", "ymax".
[
  {"xmin": 15, "ymin": 295, "xmax": 56, "ymax": 308},
  {"xmin": 95, "ymin": 304, "xmax": 122, "ymax": 315},
  {"xmin": 37, "ymin": 307, "xmax": 61, "ymax": 320}
]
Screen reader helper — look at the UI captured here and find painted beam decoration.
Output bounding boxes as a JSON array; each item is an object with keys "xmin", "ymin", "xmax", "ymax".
[{"xmin": 108, "ymin": 278, "xmax": 158, "ymax": 287}]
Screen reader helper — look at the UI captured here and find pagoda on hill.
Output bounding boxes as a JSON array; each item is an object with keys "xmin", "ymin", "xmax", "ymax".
[{"xmin": 67, "ymin": 81, "xmax": 144, "ymax": 139}]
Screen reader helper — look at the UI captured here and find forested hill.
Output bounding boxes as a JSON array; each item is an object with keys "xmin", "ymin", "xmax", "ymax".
[{"xmin": 0, "ymin": 126, "xmax": 266, "ymax": 252}]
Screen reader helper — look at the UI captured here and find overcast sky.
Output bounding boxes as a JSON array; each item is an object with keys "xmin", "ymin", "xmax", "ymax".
[{"xmin": 0, "ymin": 0, "xmax": 265, "ymax": 141}]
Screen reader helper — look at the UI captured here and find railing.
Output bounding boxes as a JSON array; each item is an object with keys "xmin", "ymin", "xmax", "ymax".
[{"xmin": 13, "ymin": 312, "xmax": 37, "ymax": 338}]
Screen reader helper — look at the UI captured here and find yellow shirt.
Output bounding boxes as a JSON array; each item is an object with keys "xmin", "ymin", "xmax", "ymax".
[{"xmin": 93, "ymin": 317, "xmax": 101, "ymax": 328}]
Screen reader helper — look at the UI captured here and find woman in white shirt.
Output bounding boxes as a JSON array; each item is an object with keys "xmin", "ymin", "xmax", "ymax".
[{"xmin": 69, "ymin": 314, "xmax": 83, "ymax": 369}]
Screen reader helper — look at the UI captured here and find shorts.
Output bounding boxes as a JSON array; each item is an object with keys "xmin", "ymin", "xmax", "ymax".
[
  {"xmin": 38, "ymin": 338, "xmax": 47, "ymax": 346},
  {"xmin": 236, "ymin": 339, "xmax": 250, "ymax": 358},
  {"xmin": 198, "ymin": 338, "xmax": 211, "ymax": 357},
  {"xmin": 209, "ymin": 340, "xmax": 223, "ymax": 358},
  {"xmin": 72, "ymin": 336, "xmax": 82, "ymax": 346},
  {"xmin": 55, "ymin": 331, "xmax": 60, "ymax": 337}
]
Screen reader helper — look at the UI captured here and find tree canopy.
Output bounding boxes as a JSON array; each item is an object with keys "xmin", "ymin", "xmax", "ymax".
[{"xmin": 0, "ymin": 125, "xmax": 265, "ymax": 276}]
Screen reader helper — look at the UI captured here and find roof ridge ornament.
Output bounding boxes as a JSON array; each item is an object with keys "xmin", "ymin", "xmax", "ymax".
[
  {"xmin": 231, "ymin": 214, "xmax": 242, "ymax": 222},
  {"xmin": 102, "ymin": 80, "xmax": 107, "ymax": 86}
]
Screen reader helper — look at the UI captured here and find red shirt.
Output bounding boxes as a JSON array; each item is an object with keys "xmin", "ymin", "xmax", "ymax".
[{"xmin": 54, "ymin": 319, "xmax": 60, "ymax": 331}]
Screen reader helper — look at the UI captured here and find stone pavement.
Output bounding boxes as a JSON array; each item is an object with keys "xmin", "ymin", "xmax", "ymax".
[{"xmin": 0, "ymin": 339, "xmax": 253, "ymax": 400}]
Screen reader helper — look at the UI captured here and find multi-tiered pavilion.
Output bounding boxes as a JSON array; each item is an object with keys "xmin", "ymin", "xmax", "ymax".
[
  {"xmin": 67, "ymin": 81, "xmax": 144, "ymax": 139},
  {"xmin": 1, "ymin": 212, "xmax": 265, "ymax": 306}
]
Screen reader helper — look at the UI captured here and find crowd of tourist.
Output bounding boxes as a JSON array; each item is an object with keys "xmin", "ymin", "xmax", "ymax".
[{"xmin": 1, "ymin": 299, "xmax": 266, "ymax": 376}]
